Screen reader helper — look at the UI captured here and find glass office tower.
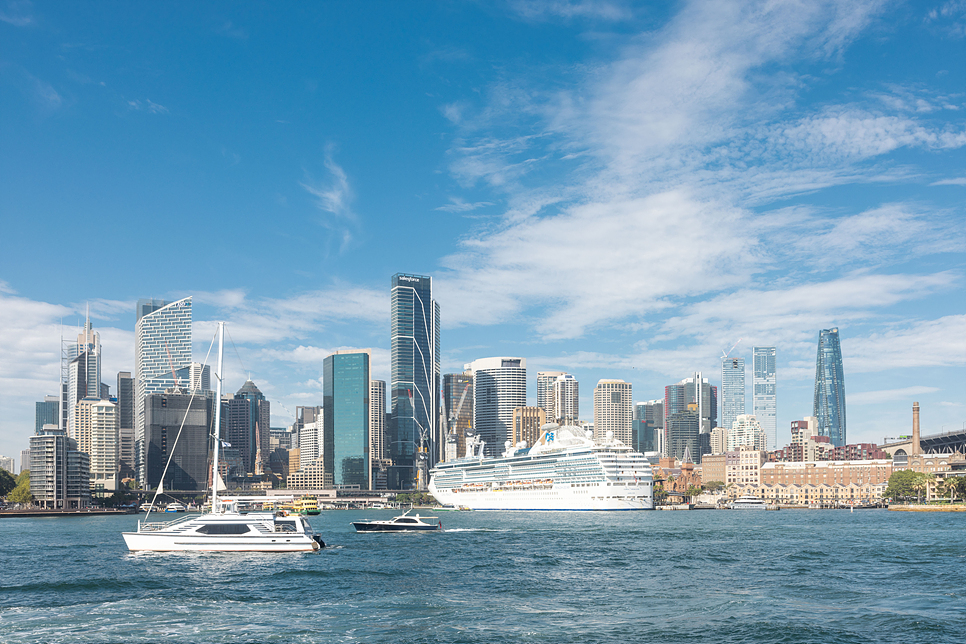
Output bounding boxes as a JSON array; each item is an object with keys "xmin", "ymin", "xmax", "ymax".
[
  {"xmin": 813, "ymin": 328, "xmax": 846, "ymax": 447},
  {"xmin": 389, "ymin": 274, "xmax": 440, "ymax": 490},
  {"xmin": 720, "ymin": 356, "xmax": 745, "ymax": 434},
  {"xmin": 753, "ymin": 347, "xmax": 777, "ymax": 450},
  {"xmin": 135, "ymin": 297, "xmax": 192, "ymax": 485},
  {"xmin": 324, "ymin": 350, "xmax": 370, "ymax": 489}
]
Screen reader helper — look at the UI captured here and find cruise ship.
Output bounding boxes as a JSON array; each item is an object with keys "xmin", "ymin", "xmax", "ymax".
[{"xmin": 428, "ymin": 424, "xmax": 653, "ymax": 511}]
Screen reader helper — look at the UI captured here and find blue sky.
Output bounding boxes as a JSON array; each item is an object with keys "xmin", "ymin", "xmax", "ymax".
[{"xmin": 2, "ymin": 0, "xmax": 965, "ymax": 464}]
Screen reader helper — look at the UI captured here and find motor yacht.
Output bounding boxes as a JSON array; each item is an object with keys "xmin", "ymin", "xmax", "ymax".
[{"xmin": 351, "ymin": 510, "xmax": 441, "ymax": 532}]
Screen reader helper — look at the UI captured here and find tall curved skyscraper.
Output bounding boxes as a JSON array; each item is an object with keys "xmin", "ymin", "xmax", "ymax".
[
  {"xmin": 813, "ymin": 328, "xmax": 846, "ymax": 447},
  {"xmin": 389, "ymin": 274, "xmax": 440, "ymax": 490}
]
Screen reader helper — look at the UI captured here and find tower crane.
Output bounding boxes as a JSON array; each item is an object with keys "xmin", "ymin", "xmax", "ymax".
[{"xmin": 721, "ymin": 338, "xmax": 742, "ymax": 360}]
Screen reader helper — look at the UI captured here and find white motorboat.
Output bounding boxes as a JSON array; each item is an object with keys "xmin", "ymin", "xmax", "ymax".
[
  {"xmin": 351, "ymin": 510, "xmax": 441, "ymax": 532},
  {"xmin": 730, "ymin": 495, "xmax": 769, "ymax": 510},
  {"xmin": 123, "ymin": 322, "xmax": 325, "ymax": 552},
  {"xmin": 164, "ymin": 502, "xmax": 187, "ymax": 513}
]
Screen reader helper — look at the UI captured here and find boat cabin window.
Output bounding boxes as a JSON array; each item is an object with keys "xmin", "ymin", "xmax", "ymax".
[
  {"xmin": 396, "ymin": 518, "xmax": 417, "ymax": 523},
  {"xmin": 196, "ymin": 523, "xmax": 251, "ymax": 535},
  {"xmin": 275, "ymin": 520, "xmax": 298, "ymax": 532}
]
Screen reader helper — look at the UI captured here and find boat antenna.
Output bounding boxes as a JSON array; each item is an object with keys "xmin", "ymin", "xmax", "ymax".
[{"xmin": 211, "ymin": 321, "xmax": 225, "ymax": 513}]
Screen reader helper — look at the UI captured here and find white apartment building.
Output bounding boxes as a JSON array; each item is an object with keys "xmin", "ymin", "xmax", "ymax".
[
  {"xmin": 75, "ymin": 397, "xmax": 119, "ymax": 492},
  {"xmin": 727, "ymin": 414, "xmax": 766, "ymax": 451},
  {"xmin": 553, "ymin": 374, "xmax": 579, "ymax": 424},
  {"xmin": 466, "ymin": 357, "xmax": 527, "ymax": 457}
]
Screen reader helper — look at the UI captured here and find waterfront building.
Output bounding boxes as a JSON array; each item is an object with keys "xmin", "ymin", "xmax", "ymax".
[
  {"xmin": 813, "ymin": 328, "xmax": 847, "ymax": 447},
  {"xmin": 593, "ymin": 380, "xmax": 632, "ymax": 446},
  {"xmin": 227, "ymin": 380, "xmax": 271, "ymax": 475},
  {"xmin": 135, "ymin": 297, "xmax": 192, "ymax": 485},
  {"xmin": 286, "ymin": 458, "xmax": 329, "ymax": 490},
  {"xmin": 66, "ymin": 312, "xmax": 102, "ymax": 439},
  {"xmin": 442, "ymin": 372, "xmax": 473, "ymax": 460},
  {"xmin": 29, "ymin": 425, "xmax": 90, "ymax": 509},
  {"xmin": 74, "ymin": 397, "xmax": 119, "ymax": 492},
  {"xmin": 0, "ymin": 455, "xmax": 14, "ymax": 475},
  {"xmin": 466, "ymin": 357, "xmax": 527, "ymax": 458},
  {"xmin": 35, "ymin": 395, "xmax": 60, "ymax": 434},
  {"xmin": 553, "ymin": 374, "xmax": 579, "ymax": 425},
  {"xmin": 667, "ymin": 405, "xmax": 700, "ymax": 464},
  {"xmin": 143, "ymin": 390, "xmax": 211, "ymax": 492},
  {"xmin": 536, "ymin": 371, "xmax": 566, "ymax": 420},
  {"xmin": 664, "ymin": 374, "xmax": 717, "ymax": 442},
  {"xmin": 389, "ymin": 273, "xmax": 440, "ymax": 490},
  {"xmin": 323, "ymin": 350, "xmax": 371, "ymax": 490},
  {"xmin": 511, "ymin": 406, "xmax": 548, "ymax": 447},
  {"xmin": 720, "ymin": 356, "xmax": 745, "ymax": 436},
  {"xmin": 19, "ymin": 449, "xmax": 30, "ymax": 474},
  {"xmin": 188, "ymin": 363, "xmax": 211, "ymax": 392},
  {"xmin": 760, "ymin": 459, "xmax": 892, "ymax": 487},
  {"xmin": 288, "ymin": 448, "xmax": 301, "ymax": 479},
  {"xmin": 753, "ymin": 346, "xmax": 777, "ymax": 450},
  {"xmin": 294, "ymin": 406, "xmax": 321, "ymax": 455},
  {"xmin": 727, "ymin": 414, "xmax": 765, "ymax": 451}
]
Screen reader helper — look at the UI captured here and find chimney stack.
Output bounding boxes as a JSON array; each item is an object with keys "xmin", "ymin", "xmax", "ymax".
[{"xmin": 912, "ymin": 402, "xmax": 920, "ymax": 455}]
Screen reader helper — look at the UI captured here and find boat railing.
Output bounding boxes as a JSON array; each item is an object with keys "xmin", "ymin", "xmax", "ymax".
[{"xmin": 138, "ymin": 513, "xmax": 197, "ymax": 532}]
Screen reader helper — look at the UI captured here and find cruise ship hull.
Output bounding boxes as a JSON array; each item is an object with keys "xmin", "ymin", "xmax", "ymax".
[{"xmin": 430, "ymin": 484, "xmax": 651, "ymax": 511}]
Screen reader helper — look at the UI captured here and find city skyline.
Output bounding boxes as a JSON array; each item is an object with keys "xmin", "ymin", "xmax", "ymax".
[{"xmin": 2, "ymin": 2, "xmax": 965, "ymax": 462}]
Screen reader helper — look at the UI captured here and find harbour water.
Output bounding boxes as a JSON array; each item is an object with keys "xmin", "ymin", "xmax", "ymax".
[{"xmin": 1, "ymin": 509, "xmax": 964, "ymax": 643}]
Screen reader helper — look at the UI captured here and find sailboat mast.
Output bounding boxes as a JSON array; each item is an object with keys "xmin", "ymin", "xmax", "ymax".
[{"xmin": 211, "ymin": 322, "xmax": 225, "ymax": 512}]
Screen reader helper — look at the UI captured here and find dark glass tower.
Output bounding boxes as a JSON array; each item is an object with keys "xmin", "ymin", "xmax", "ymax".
[
  {"xmin": 389, "ymin": 273, "xmax": 440, "ymax": 490},
  {"xmin": 228, "ymin": 380, "xmax": 270, "ymax": 475},
  {"xmin": 323, "ymin": 350, "xmax": 370, "ymax": 489},
  {"xmin": 813, "ymin": 328, "xmax": 846, "ymax": 447}
]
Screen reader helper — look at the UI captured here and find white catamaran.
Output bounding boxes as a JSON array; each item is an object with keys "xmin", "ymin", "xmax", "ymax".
[{"xmin": 122, "ymin": 322, "xmax": 325, "ymax": 552}]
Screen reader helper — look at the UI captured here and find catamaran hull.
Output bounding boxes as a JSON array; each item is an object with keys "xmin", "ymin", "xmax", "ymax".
[{"xmin": 122, "ymin": 532, "xmax": 320, "ymax": 552}]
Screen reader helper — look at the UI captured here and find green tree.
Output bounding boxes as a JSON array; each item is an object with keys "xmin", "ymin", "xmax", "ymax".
[
  {"xmin": 703, "ymin": 481, "xmax": 725, "ymax": 492},
  {"xmin": 653, "ymin": 483, "xmax": 668, "ymax": 504},
  {"xmin": 15, "ymin": 470, "xmax": 29, "ymax": 486},
  {"xmin": 0, "ymin": 469, "xmax": 15, "ymax": 496},
  {"xmin": 8, "ymin": 476, "xmax": 33, "ymax": 504},
  {"xmin": 883, "ymin": 469, "xmax": 919, "ymax": 503},
  {"xmin": 686, "ymin": 484, "xmax": 702, "ymax": 502},
  {"xmin": 911, "ymin": 473, "xmax": 933, "ymax": 504}
]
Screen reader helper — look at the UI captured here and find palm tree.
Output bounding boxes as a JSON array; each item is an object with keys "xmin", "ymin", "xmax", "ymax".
[{"xmin": 911, "ymin": 473, "xmax": 933, "ymax": 504}]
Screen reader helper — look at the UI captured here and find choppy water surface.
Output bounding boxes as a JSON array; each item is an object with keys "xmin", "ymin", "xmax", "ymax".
[{"xmin": 1, "ymin": 509, "xmax": 964, "ymax": 643}]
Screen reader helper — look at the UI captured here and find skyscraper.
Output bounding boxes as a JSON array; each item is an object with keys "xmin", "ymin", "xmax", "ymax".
[
  {"xmin": 634, "ymin": 400, "xmax": 663, "ymax": 454},
  {"xmin": 35, "ymin": 395, "xmax": 60, "ymax": 434},
  {"xmin": 323, "ymin": 350, "xmax": 370, "ymax": 489},
  {"xmin": 228, "ymin": 380, "xmax": 271, "ymax": 475},
  {"xmin": 664, "ymin": 374, "xmax": 717, "ymax": 453},
  {"xmin": 813, "ymin": 328, "xmax": 846, "ymax": 448},
  {"xmin": 74, "ymin": 397, "xmax": 119, "ymax": 492},
  {"xmin": 389, "ymin": 273, "xmax": 440, "ymax": 490},
  {"xmin": 135, "ymin": 297, "xmax": 192, "ymax": 485},
  {"xmin": 466, "ymin": 357, "xmax": 527, "ymax": 458},
  {"xmin": 369, "ymin": 379, "xmax": 387, "ymax": 461},
  {"xmin": 667, "ymin": 405, "xmax": 699, "ymax": 463},
  {"xmin": 442, "ymin": 372, "xmax": 474, "ymax": 460},
  {"xmin": 593, "ymin": 380, "xmax": 633, "ymax": 445},
  {"xmin": 536, "ymin": 371, "xmax": 566, "ymax": 419},
  {"xmin": 720, "ymin": 356, "xmax": 745, "ymax": 434},
  {"xmin": 143, "ymin": 391, "xmax": 212, "ymax": 492},
  {"xmin": 552, "ymin": 374, "xmax": 579, "ymax": 425},
  {"xmin": 66, "ymin": 312, "xmax": 101, "ymax": 438},
  {"xmin": 116, "ymin": 372, "xmax": 135, "ymax": 479},
  {"xmin": 753, "ymin": 346, "xmax": 777, "ymax": 450}
]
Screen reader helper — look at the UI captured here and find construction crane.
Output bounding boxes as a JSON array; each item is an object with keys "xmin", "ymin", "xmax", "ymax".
[
  {"xmin": 407, "ymin": 388, "xmax": 431, "ymax": 490},
  {"xmin": 721, "ymin": 338, "xmax": 742, "ymax": 360}
]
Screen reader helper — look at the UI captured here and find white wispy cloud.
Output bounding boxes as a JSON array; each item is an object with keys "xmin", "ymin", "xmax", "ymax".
[
  {"xmin": 127, "ymin": 99, "xmax": 169, "ymax": 114},
  {"xmin": 300, "ymin": 148, "xmax": 359, "ymax": 252},
  {"xmin": 435, "ymin": 197, "xmax": 494, "ymax": 213},
  {"xmin": 0, "ymin": 0, "xmax": 33, "ymax": 26},
  {"xmin": 849, "ymin": 386, "xmax": 941, "ymax": 405},
  {"xmin": 930, "ymin": 177, "xmax": 966, "ymax": 185}
]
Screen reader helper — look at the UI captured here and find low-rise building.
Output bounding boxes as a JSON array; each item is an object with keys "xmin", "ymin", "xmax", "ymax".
[{"xmin": 761, "ymin": 459, "xmax": 892, "ymax": 487}]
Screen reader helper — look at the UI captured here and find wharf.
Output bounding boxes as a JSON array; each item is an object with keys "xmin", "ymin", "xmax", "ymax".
[
  {"xmin": 889, "ymin": 504, "xmax": 966, "ymax": 512},
  {"xmin": 0, "ymin": 508, "xmax": 136, "ymax": 518}
]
